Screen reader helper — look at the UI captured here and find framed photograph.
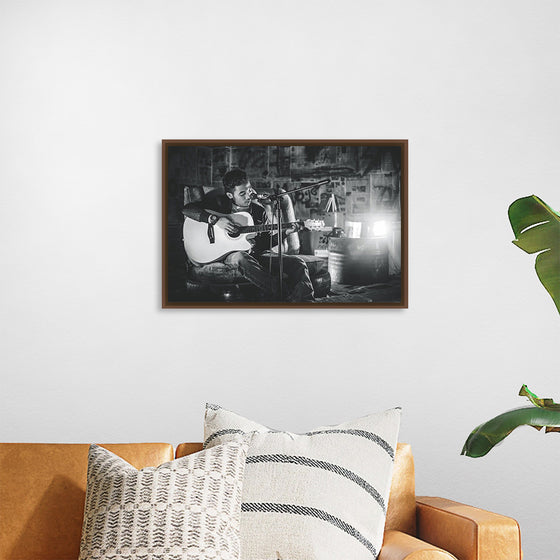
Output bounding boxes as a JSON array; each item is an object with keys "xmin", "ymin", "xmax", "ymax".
[{"xmin": 162, "ymin": 140, "xmax": 408, "ymax": 308}]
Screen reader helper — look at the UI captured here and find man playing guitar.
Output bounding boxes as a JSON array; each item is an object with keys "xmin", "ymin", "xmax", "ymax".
[{"xmin": 182, "ymin": 168, "xmax": 314, "ymax": 302}]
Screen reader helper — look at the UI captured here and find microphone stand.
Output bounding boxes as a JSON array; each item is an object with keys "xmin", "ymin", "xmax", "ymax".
[{"xmin": 262, "ymin": 179, "xmax": 330, "ymax": 302}]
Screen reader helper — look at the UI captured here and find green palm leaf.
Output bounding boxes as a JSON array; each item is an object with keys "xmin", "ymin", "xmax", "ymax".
[
  {"xmin": 519, "ymin": 384, "xmax": 560, "ymax": 410},
  {"xmin": 508, "ymin": 195, "xmax": 560, "ymax": 314},
  {"xmin": 461, "ymin": 386, "xmax": 560, "ymax": 458}
]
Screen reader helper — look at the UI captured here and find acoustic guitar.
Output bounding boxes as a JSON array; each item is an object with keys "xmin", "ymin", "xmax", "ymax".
[{"xmin": 183, "ymin": 211, "xmax": 323, "ymax": 264}]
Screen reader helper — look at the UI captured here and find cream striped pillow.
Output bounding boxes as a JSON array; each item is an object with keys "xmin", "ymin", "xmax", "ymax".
[{"xmin": 204, "ymin": 405, "xmax": 401, "ymax": 560}]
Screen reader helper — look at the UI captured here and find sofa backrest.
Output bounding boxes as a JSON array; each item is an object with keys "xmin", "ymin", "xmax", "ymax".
[
  {"xmin": 385, "ymin": 443, "xmax": 416, "ymax": 535},
  {"xmin": 0, "ymin": 440, "xmax": 415, "ymax": 560},
  {"xmin": 0, "ymin": 443, "xmax": 173, "ymax": 560},
  {"xmin": 175, "ymin": 441, "xmax": 417, "ymax": 537}
]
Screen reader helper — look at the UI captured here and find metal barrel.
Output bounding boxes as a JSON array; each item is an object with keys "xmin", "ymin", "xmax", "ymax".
[{"xmin": 327, "ymin": 238, "xmax": 389, "ymax": 285}]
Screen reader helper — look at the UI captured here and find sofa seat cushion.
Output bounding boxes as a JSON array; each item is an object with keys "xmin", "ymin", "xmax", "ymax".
[{"xmin": 204, "ymin": 404, "xmax": 401, "ymax": 560}]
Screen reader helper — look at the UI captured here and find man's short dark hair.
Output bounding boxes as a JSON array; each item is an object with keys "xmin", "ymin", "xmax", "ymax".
[{"xmin": 223, "ymin": 168, "xmax": 248, "ymax": 193}]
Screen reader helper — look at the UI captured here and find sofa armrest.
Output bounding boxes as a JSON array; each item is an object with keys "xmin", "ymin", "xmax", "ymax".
[
  {"xmin": 416, "ymin": 496, "xmax": 522, "ymax": 560},
  {"xmin": 379, "ymin": 530, "xmax": 457, "ymax": 559}
]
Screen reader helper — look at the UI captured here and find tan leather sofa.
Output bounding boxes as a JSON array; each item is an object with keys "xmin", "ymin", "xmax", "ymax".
[{"xmin": 0, "ymin": 442, "xmax": 521, "ymax": 560}]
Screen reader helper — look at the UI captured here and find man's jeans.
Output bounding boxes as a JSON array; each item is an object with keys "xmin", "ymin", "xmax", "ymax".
[{"xmin": 224, "ymin": 251, "xmax": 314, "ymax": 302}]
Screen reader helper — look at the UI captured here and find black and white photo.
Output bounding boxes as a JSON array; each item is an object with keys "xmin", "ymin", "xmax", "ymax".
[{"xmin": 162, "ymin": 140, "xmax": 408, "ymax": 308}]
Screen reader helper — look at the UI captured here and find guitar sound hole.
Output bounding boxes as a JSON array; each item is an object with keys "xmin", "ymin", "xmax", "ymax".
[{"xmin": 229, "ymin": 231, "xmax": 240, "ymax": 239}]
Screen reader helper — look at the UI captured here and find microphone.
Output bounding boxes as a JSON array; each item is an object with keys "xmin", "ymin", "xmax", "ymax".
[{"xmin": 250, "ymin": 192, "xmax": 272, "ymax": 201}]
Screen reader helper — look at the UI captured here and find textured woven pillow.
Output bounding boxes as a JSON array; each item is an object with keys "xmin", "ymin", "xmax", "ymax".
[
  {"xmin": 79, "ymin": 441, "xmax": 248, "ymax": 560},
  {"xmin": 204, "ymin": 405, "xmax": 401, "ymax": 560}
]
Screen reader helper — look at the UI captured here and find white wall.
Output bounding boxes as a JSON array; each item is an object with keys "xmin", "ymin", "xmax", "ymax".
[{"xmin": 1, "ymin": 1, "xmax": 559, "ymax": 558}]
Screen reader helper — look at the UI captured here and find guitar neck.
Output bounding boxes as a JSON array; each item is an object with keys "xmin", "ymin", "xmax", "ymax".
[{"xmin": 239, "ymin": 222, "xmax": 297, "ymax": 234}]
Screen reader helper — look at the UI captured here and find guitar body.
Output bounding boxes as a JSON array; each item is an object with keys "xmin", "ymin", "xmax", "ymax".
[{"xmin": 183, "ymin": 211, "xmax": 257, "ymax": 264}]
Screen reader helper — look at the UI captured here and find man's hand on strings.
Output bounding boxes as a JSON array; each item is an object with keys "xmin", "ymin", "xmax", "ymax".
[{"xmin": 216, "ymin": 216, "xmax": 239, "ymax": 235}]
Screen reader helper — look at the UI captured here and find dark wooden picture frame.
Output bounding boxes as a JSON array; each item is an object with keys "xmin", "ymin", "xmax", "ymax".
[{"xmin": 162, "ymin": 140, "xmax": 408, "ymax": 308}]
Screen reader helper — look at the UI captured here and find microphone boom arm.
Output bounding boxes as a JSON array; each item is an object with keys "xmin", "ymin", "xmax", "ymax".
[{"xmin": 254, "ymin": 178, "xmax": 331, "ymax": 201}]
